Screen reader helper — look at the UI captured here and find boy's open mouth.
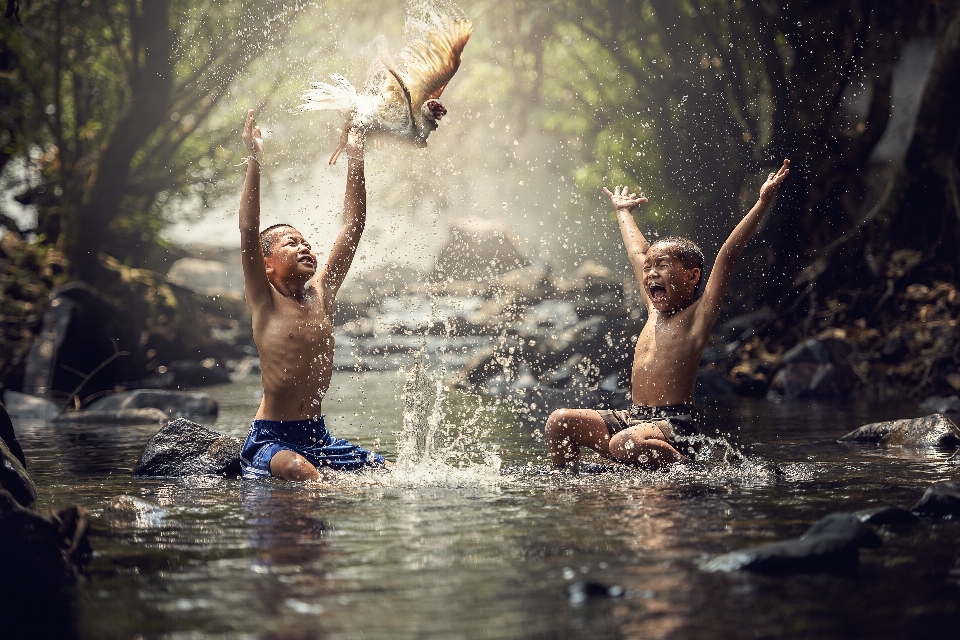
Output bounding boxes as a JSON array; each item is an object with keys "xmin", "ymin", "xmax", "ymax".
[
  {"xmin": 298, "ymin": 255, "xmax": 315, "ymax": 268},
  {"xmin": 649, "ymin": 285, "xmax": 667, "ymax": 302}
]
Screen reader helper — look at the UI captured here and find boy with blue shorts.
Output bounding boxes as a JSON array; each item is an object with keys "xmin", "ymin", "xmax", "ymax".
[{"xmin": 237, "ymin": 109, "xmax": 386, "ymax": 480}]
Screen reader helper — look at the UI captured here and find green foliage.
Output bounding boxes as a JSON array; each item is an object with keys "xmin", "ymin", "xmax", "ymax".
[
  {"xmin": 1, "ymin": 0, "xmax": 305, "ymax": 276},
  {"xmin": 0, "ymin": 231, "xmax": 69, "ymax": 387}
]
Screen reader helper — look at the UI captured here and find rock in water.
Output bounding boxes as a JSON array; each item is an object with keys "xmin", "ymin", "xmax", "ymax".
[
  {"xmin": 767, "ymin": 337, "xmax": 856, "ymax": 399},
  {"xmin": 911, "ymin": 480, "xmax": 960, "ymax": 517},
  {"xmin": 3, "ymin": 390, "xmax": 59, "ymax": 422},
  {"xmin": 86, "ymin": 389, "xmax": 218, "ymax": 418},
  {"xmin": 52, "ymin": 407, "xmax": 169, "ymax": 424},
  {"xmin": 0, "ymin": 489, "xmax": 92, "ymax": 584},
  {"xmin": 103, "ymin": 495, "xmax": 168, "ymax": 527},
  {"xmin": 134, "ymin": 417, "xmax": 242, "ymax": 478},
  {"xmin": 839, "ymin": 413, "xmax": 960, "ymax": 448},
  {"xmin": 702, "ymin": 513, "xmax": 881, "ymax": 574},
  {"xmin": 0, "ymin": 399, "xmax": 26, "ymax": 468},
  {"xmin": 0, "ymin": 434, "xmax": 36, "ymax": 508},
  {"xmin": 859, "ymin": 506, "xmax": 920, "ymax": 525}
]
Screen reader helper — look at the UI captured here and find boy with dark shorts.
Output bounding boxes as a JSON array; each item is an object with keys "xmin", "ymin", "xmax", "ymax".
[
  {"xmin": 237, "ymin": 109, "xmax": 386, "ymax": 481},
  {"xmin": 545, "ymin": 160, "xmax": 791, "ymax": 470}
]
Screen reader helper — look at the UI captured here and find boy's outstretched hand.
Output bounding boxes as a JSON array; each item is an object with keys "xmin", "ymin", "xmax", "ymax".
[
  {"xmin": 759, "ymin": 159, "xmax": 790, "ymax": 204},
  {"xmin": 603, "ymin": 185, "xmax": 648, "ymax": 213},
  {"xmin": 242, "ymin": 109, "xmax": 263, "ymax": 163}
]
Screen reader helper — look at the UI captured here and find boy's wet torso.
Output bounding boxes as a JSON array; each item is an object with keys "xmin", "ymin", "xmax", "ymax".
[
  {"xmin": 632, "ymin": 297, "xmax": 705, "ymax": 407},
  {"xmin": 253, "ymin": 282, "xmax": 335, "ymax": 421}
]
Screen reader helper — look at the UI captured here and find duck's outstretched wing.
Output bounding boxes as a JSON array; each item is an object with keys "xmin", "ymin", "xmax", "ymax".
[{"xmin": 387, "ymin": 14, "xmax": 472, "ymax": 110}]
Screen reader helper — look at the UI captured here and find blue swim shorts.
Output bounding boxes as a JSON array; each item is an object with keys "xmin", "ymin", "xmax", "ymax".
[{"xmin": 240, "ymin": 416, "xmax": 386, "ymax": 479}]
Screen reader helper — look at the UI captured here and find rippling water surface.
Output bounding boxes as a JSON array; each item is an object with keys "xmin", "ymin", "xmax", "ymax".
[{"xmin": 19, "ymin": 370, "xmax": 960, "ymax": 639}]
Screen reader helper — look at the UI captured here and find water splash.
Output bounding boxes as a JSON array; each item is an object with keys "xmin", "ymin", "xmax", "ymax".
[{"xmin": 383, "ymin": 348, "xmax": 501, "ymax": 487}]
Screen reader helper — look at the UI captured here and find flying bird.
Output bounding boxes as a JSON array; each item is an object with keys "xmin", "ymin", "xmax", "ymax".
[{"xmin": 299, "ymin": 10, "xmax": 472, "ymax": 164}]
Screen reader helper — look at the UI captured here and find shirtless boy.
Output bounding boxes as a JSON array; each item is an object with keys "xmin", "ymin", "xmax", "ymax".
[
  {"xmin": 237, "ymin": 109, "xmax": 386, "ymax": 481},
  {"xmin": 545, "ymin": 159, "xmax": 791, "ymax": 470}
]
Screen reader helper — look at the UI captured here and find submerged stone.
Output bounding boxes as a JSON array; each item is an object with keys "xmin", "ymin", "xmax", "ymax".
[
  {"xmin": 134, "ymin": 418, "xmax": 242, "ymax": 478},
  {"xmin": 0, "ymin": 434, "xmax": 36, "ymax": 508},
  {"xmin": 567, "ymin": 581, "xmax": 625, "ymax": 604},
  {"xmin": 910, "ymin": 480, "xmax": 960, "ymax": 517},
  {"xmin": 86, "ymin": 389, "xmax": 218, "ymax": 418},
  {"xmin": 702, "ymin": 513, "xmax": 881, "ymax": 574},
  {"xmin": 103, "ymin": 495, "xmax": 168, "ymax": 527},
  {"xmin": 839, "ymin": 413, "xmax": 960, "ymax": 448},
  {"xmin": 52, "ymin": 408, "xmax": 169, "ymax": 424}
]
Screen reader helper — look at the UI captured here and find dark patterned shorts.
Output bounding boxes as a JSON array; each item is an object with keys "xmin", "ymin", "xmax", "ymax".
[{"xmin": 596, "ymin": 403, "xmax": 700, "ymax": 456}]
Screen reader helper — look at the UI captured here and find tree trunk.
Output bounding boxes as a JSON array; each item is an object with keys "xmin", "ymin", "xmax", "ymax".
[
  {"xmin": 71, "ymin": 0, "xmax": 173, "ymax": 282},
  {"xmin": 877, "ymin": 2, "xmax": 960, "ymax": 265}
]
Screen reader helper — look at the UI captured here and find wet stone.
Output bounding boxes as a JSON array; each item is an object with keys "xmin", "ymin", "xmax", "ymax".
[
  {"xmin": 2, "ymin": 390, "xmax": 59, "ymax": 422},
  {"xmin": 839, "ymin": 413, "xmax": 960, "ymax": 449},
  {"xmin": 702, "ymin": 513, "xmax": 881, "ymax": 575},
  {"xmin": 0, "ymin": 489, "xmax": 92, "ymax": 586},
  {"xmin": 859, "ymin": 506, "xmax": 920, "ymax": 526},
  {"xmin": 0, "ymin": 398, "xmax": 26, "ymax": 468},
  {"xmin": 767, "ymin": 337, "xmax": 856, "ymax": 399},
  {"xmin": 911, "ymin": 480, "xmax": 960, "ymax": 517},
  {"xmin": 53, "ymin": 407, "xmax": 169, "ymax": 425},
  {"xmin": 0, "ymin": 435, "xmax": 37, "ymax": 508},
  {"xmin": 86, "ymin": 389, "xmax": 218, "ymax": 418},
  {"xmin": 134, "ymin": 418, "xmax": 242, "ymax": 478},
  {"xmin": 103, "ymin": 495, "xmax": 168, "ymax": 527}
]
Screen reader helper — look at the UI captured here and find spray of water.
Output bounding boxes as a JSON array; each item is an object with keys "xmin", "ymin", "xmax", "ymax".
[{"xmin": 382, "ymin": 348, "xmax": 501, "ymax": 487}]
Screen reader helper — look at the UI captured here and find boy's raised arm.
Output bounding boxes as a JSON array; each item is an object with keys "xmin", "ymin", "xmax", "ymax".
[
  {"xmin": 604, "ymin": 185, "xmax": 651, "ymax": 308},
  {"xmin": 320, "ymin": 130, "xmax": 366, "ymax": 304},
  {"xmin": 697, "ymin": 159, "xmax": 790, "ymax": 330},
  {"xmin": 239, "ymin": 109, "xmax": 272, "ymax": 311}
]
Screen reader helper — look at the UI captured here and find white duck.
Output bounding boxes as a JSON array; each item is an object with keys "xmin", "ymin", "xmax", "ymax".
[{"xmin": 300, "ymin": 10, "xmax": 472, "ymax": 164}]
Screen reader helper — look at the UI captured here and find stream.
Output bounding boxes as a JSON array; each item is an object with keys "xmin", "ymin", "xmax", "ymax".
[{"xmin": 19, "ymin": 371, "xmax": 960, "ymax": 639}]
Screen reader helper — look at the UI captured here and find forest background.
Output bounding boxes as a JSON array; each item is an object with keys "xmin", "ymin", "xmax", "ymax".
[{"xmin": 1, "ymin": 0, "xmax": 958, "ymax": 401}]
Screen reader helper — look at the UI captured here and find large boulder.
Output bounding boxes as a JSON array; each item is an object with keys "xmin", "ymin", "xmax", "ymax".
[
  {"xmin": 911, "ymin": 480, "xmax": 960, "ymax": 517},
  {"xmin": 1, "ymin": 435, "xmax": 36, "ymax": 508},
  {"xmin": 767, "ymin": 337, "xmax": 856, "ymax": 399},
  {"xmin": 839, "ymin": 413, "xmax": 960, "ymax": 448},
  {"xmin": 134, "ymin": 418, "xmax": 242, "ymax": 478},
  {"xmin": 702, "ymin": 513, "xmax": 881, "ymax": 574},
  {"xmin": 86, "ymin": 389, "xmax": 218, "ymax": 418},
  {"xmin": 429, "ymin": 221, "xmax": 530, "ymax": 282}
]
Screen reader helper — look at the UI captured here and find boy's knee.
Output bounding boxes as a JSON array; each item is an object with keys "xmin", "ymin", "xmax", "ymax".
[
  {"xmin": 546, "ymin": 409, "xmax": 574, "ymax": 432},
  {"xmin": 271, "ymin": 450, "xmax": 320, "ymax": 481}
]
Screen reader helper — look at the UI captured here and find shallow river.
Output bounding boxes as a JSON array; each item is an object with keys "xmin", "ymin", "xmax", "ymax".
[{"xmin": 19, "ymin": 371, "xmax": 960, "ymax": 639}]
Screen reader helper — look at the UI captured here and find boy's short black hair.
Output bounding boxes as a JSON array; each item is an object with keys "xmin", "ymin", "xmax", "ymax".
[
  {"xmin": 650, "ymin": 236, "xmax": 704, "ymax": 284},
  {"xmin": 260, "ymin": 223, "xmax": 295, "ymax": 256}
]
